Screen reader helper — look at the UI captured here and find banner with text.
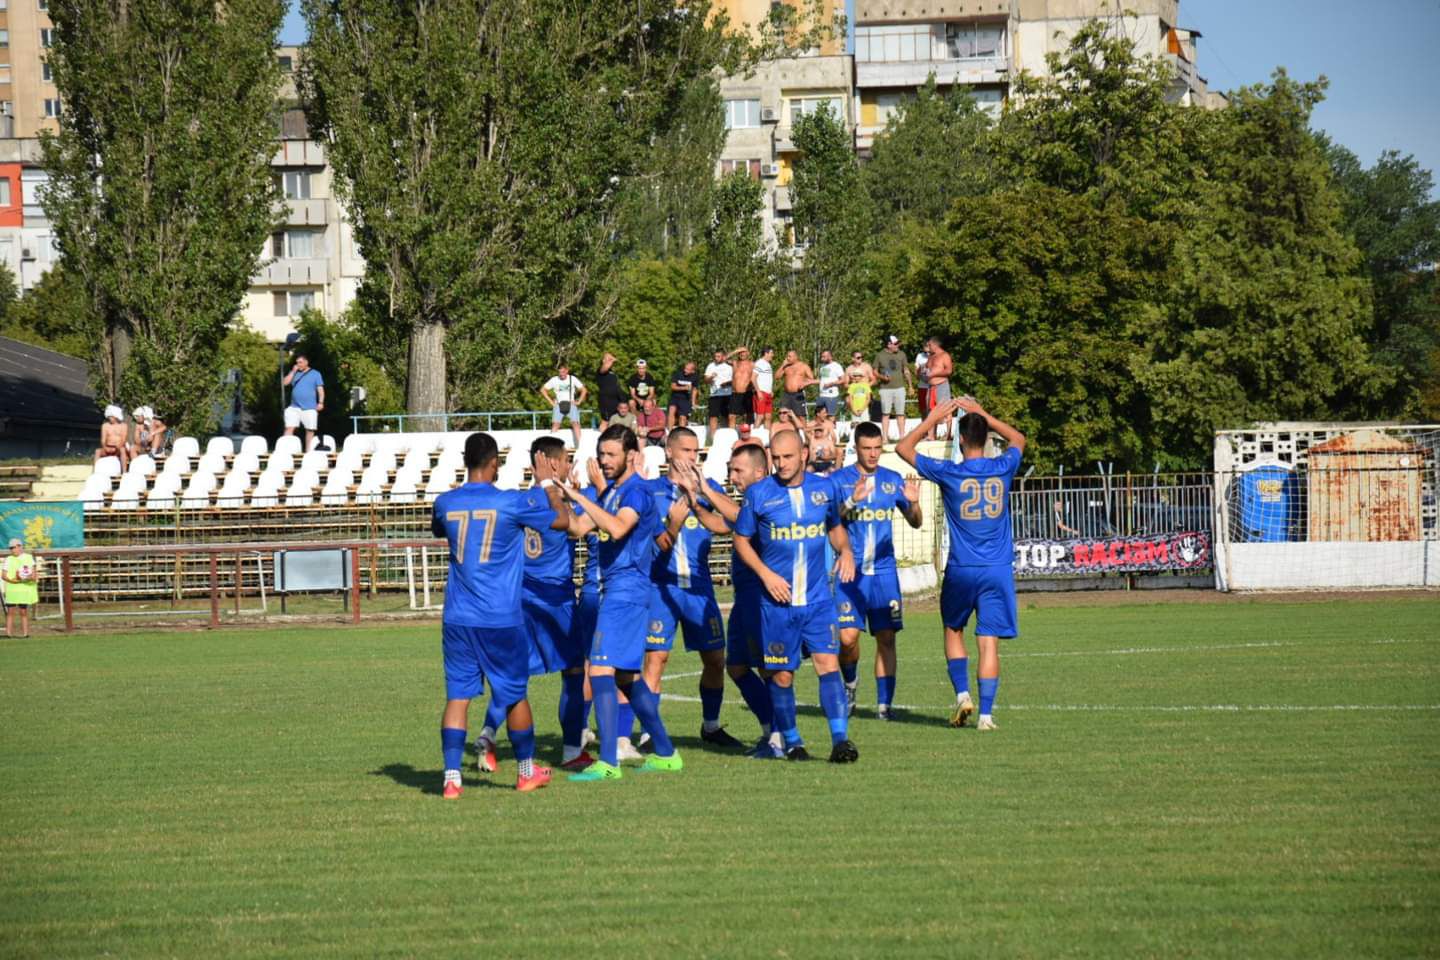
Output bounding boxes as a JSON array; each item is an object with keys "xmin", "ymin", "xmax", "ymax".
[
  {"xmin": 1014, "ymin": 532, "xmax": 1211, "ymax": 575},
  {"xmin": 0, "ymin": 501, "xmax": 85, "ymax": 551}
]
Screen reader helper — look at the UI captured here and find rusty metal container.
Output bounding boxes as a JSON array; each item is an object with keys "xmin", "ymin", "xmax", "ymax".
[{"xmin": 1306, "ymin": 429, "xmax": 1423, "ymax": 541}]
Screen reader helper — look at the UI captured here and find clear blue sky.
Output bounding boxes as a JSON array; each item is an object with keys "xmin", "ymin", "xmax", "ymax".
[{"xmin": 281, "ymin": 0, "xmax": 1440, "ymax": 191}]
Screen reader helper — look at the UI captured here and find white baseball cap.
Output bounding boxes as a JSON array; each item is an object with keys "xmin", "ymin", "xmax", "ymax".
[
  {"xmin": 8, "ymin": 537, "xmax": 21, "ymax": 547},
  {"xmin": 104, "ymin": 404, "xmax": 123, "ymax": 421}
]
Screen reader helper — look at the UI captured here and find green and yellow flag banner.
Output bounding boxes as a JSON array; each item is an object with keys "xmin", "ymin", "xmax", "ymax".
[{"xmin": 0, "ymin": 501, "xmax": 85, "ymax": 550}]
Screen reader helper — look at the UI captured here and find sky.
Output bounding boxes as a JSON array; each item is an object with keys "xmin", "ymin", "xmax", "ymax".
[{"xmin": 280, "ymin": 0, "xmax": 1440, "ymax": 191}]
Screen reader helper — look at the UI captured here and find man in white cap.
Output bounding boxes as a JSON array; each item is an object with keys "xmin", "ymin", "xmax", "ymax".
[
  {"xmin": 95, "ymin": 405, "xmax": 129, "ymax": 470},
  {"xmin": 3, "ymin": 537, "xmax": 39, "ymax": 638}
]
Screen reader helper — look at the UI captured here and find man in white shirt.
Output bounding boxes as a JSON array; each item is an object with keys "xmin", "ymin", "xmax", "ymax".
[
  {"xmin": 753, "ymin": 347, "xmax": 776, "ymax": 430},
  {"xmin": 703, "ymin": 350, "xmax": 734, "ymax": 435},
  {"xmin": 816, "ymin": 349, "xmax": 845, "ymax": 419},
  {"xmin": 540, "ymin": 363, "xmax": 588, "ymax": 446}
]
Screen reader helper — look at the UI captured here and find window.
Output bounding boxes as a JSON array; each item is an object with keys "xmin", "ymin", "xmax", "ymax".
[
  {"xmin": 0, "ymin": 65, "xmax": 10, "ymax": 84},
  {"xmin": 874, "ymin": 92, "xmax": 907, "ymax": 125},
  {"xmin": 0, "ymin": 180, "xmax": 10, "ymax": 208},
  {"xmin": 280, "ymin": 169, "xmax": 310, "ymax": 200},
  {"xmin": 0, "ymin": 31, "xmax": 9, "ymax": 48},
  {"xmin": 273, "ymin": 289, "xmax": 317, "ymax": 317},
  {"xmin": 38, "ymin": 0, "xmax": 47, "ymax": 9},
  {"xmin": 277, "ymin": 55, "xmax": 293, "ymax": 73},
  {"xmin": 790, "ymin": 96, "xmax": 843, "ymax": 125},
  {"xmin": 855, "ymin": 24, "xmax": 931, "ymax": 63},
  {"xmin": 720, "ymin": 158, "xmax": 762, "ymax": 180},
  {"xmin": 272, "ymin": 228, "xmax": 325, "ymax": 259},
  {"xmin": 43, "ymin": 98, "xmax": 60, "ymax": 118},
  {"xmin": 946, "ymin": 23, "xmax": 1005, "ymax": 60},
  {"xmin": 40, "ymin": 28, "xmax": 52, "ymax": 48},
  {"xmin": 723, "ymin": 98, "xmax": 761, "ymax": 129},
  {"xmin": 42, "ymin": 60, "xmax": 51, "ymax": 82}
]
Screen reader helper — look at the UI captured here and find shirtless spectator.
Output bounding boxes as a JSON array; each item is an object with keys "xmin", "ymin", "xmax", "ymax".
[
  {"xmin": 777, "ymin": 350, "xmax": 817, "ymax": 419},
  {"xmin": 95, "ymin": 406, "xmax": 129, "ymax": 470},
  {"xmin": 727, "ymin": 346, "xmax": 755, "ymax": 427},
  {"xmin": 924, "ymin": 336, "xmax": 954, "ymax": 439},
  {"xmin": 808, "ymin": 405, "xmax": 838, "ymax": 474}
]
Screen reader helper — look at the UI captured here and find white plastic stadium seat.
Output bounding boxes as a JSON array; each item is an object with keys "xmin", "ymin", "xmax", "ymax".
[
  {"xmin": 145, "ymin": 473, "xmax": 182, "ymax": 509},
  {"xmin": 217, "ymin": 471, "xmax": 251, "ymax": 507},
  {"xmin": 265, "ymin": 451, "xmax": 295, "ymax": 476},
  {"xmin": 368, "ymin": 448, "xmax": 397, "ymax": 476},
  {"xmin": 402, "ymin": 447, "xmax": 431, "ymax": 473},
  {"xmin": 111, "ymin": 475, "xmax": 146, "ymax": 510},
  {"xmin": 273, "ymin": 435, "xmax": 303, "ymax": 457},
  {"xmin": 232, "ymin": 452, "xmax": 262, "ymax": 476},
  {"xmin": 249, "ymin": 473, "xmax": 284, "ymax": 508},
  {"xmin": 702, "ymin": 446, "xmax": 731, "ymax": 484},
  {"xmin": 171, "ymin": 436, "xmax": 201, "ymax": 460},
  {"xmin": 495, "ymin": 461, "xmax": 525, "ymax": 491},
  {"xmin": 709, "ymin": 428, "xmax": 739, "ymax": 452},
  {"xmin": 750, "ymin": 427, "xmax": 769, "ymax": 447},
  {"xmin": 94, "ymin": 456, "xmax": 123, "ymax": 479},
  {"xmin": 239, "ymin": 435, "xmax": 268, "ymax": 457},
  {"xmin": 300, "ymin": 450, "xmax": 330, "ymax": 474},
  {"xmin": 342, "ymin": 433, "xmax": 374, "ymax": 455},
  {"xmin": 285, "ymin": 473, "xmax": 317, "ymax": 507},
  {"xmin": 321, "ymin": 434, "xmax": 337, "ymax": 451},
  {"xmin": 197, "ymin": 451, "xmax": 227, "ymax": 476},
  {"xmin": 354, "ymin": 469, "xmax": 384, "ymax": 505},
  {"xmin": 388, "ymin": 472, "xmax": 419, "ymax": 504},
  {"xmin": 160, "ymin": 453, "xmax": 192, "ymax": 478},
  {"xmin": 425, "ymin": 466, "xmax": 458, "ymax": 500},
  {"xmin": 180, "ymin": 472, "xmax": 216, "ymax": 508},
  {"xmin": 320, "ymin": 470, "xmax": 354, "ymax": 506},
  {"xmin": 127, "ymin": 454, "xmax": 157, "ymax": 478},
  {"xmin": 335, "ymin": 448, "xmax": 365, "ymax": 474},
  {"xmin": 642, "ymin": 446, "xmax": 666, "ymax": 480},
  {"xmin": 205, "ymin": 436, "xmax": 234, "ymax": 458}
]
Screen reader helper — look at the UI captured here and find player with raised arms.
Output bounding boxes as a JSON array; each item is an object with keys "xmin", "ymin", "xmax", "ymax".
[
  {"xmin": 556, "ymin": 424, "xmax": 681, "ymax": 781},
  {"xmin": 432, "ymin": 432, "xmax": 570, "ymax": 798},
  {"xmin": 732, "ymin": 429, "xmax": 860, "ymax": 762},
  {"xmin": 896, "ymin": 396, "xmax": 1025, "ymax": 731},
  {"xmin": 644, "ymin": 428, "xmax": 747, "ymax": 749},
  {"xmin": 830, "ymin": 421, "xmax": 924, "ymax": 719}
]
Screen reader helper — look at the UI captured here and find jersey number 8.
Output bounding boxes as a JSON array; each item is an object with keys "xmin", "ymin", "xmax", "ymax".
[
  {"xmin": 446, "ymin": 509, "xmax": 498, "ymax": 564},
  {"xmin": 957, "ymin": 477, "xmax": 1004, "ymax": 520}
]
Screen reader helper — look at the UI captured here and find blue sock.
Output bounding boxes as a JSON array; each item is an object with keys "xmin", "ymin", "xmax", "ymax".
[
  {"xmin": 700, "ymin": 683, "xmax": 723, "ymax": 727},
  {"xmin": 509, "ymin": 724, "xmax": 535, "ymax": 762},
  {"xmin": 978, "ymin": 676, "xmax": 999, "ymax": 715},
  {"xmin": 731, "ymin": 670, "xmax": 773, "ymax": 731},
  {"xmin": 591, "ymin": 674, "xmax": 619, "ymax": 766},
  {"xmin": 624, "ymin": 682, "xmax": 675, "ymax": 757},
  {"xmin": 617, "ymin": 701, "xmax": 635, "ymax": 740},
  {"xmin": 559, "ymin": 672, "xmax": 586, "ymax": 748},
  {"xmin": 818, "ymin": 671, "xmax": 849, "ymax": 745},
  {"xmin": 767, "ymin": 677, "xmax": 801, "ymax": 746},
  {"xmin": 840, "ymin": 660, "xmax": 858, "ymax": 685},
  {"xmin": 483, "ymin": 697, "xmax": 506, "ymax": 734},
  {"xmin": 441, "ymin": 726, "xmax": 466, "ymax": 772},
  {"xmin": 876, "ymin": 675, "xmax": 896, "ymax": 708},
  {"xmin": 583, "ymin": 697, "xmax": 592, "ymax": 729},
  {"xmin": 947, "ymin": 657, "xmax": 970, "ymax": 697}
]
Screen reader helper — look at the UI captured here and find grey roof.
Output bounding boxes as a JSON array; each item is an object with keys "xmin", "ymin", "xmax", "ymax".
[{"xmin": 0, "ymin": 335, "xmax": 101, "ymax": 430}]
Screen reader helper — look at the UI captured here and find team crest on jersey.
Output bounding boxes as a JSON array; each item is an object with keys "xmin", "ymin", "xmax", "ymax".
[
  {"xmin": 768, "ymin": 641, "xmax": 786, "ymax": 656},
  {"xmin": 881, "ymin": 481, "xmax": 896, "ymax": 494},
  {"xmin": 810, "ymin": 490, "xmax": 828, "ymax": 505},
  {"xmin": 840, "ymin": 601, "xmax": 853, "ymax": 613},
  {"xmin": 650, "ymin": 619, "xmax": 664, "ymax": 634}
]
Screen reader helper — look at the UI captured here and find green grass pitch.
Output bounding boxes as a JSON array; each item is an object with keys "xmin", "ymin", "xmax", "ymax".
[{"xmin": 2, "ymin": 596, "xmax": 1438, "ymax": 958}]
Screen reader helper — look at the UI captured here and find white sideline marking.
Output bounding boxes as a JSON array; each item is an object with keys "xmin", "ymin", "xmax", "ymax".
[
  {"xmin": 653, "ymin": 691, "xmax": 1439, "ymax": 713},
  {"xmin": 1003, "ymin": 637, "xmax": 1427, "ymax": 659}
]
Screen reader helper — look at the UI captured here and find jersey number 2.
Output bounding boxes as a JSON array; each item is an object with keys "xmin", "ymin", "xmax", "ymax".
[
  {"xmin": 447, "ymin": 509, "xmax": 498, "ymax": 564},
  {"xmin": 958, "ymin": 478, "xmax": 1004, "ymax": 520}
]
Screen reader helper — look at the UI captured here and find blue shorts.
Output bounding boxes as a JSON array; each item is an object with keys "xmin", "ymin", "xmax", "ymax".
[
  {"xmin": 940, "ymin": 565, "xmax": 1019, "ymax": 638},
  {"xmin": 836, "ymin": 568, "xmax": 904, "ymax": 634},
  {"xmin": 573, "ymin": 590, "xmax": 599, "ymax": 657},
  {"xmin": 646, "ymin": 584, "xmax": 725, "ymax": 654},
  {"xmin": 591, "ymin": 598, "xmax": 648, "ymax": 672},
  {"xmin": 442, "ymin": 623, "xmax": 531, "ymax": 706},
  {"xmin": 759, "ymin": 599, "xmax": 839, "ymax": 672},
  {"xmin": 522, "ymin": 582, "xmax": 582, "ymax": 674},
  {"xmin": 726, "ymin": 593, "xmax": 764, "ymax": 668}
]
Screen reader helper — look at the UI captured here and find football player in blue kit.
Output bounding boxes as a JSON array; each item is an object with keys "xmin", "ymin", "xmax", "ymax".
[
  {"xmin": 432, "ymin": 432, "xmax": 570, "ymax": 798},
  {"xmin": 830, "ymin": 421, "xmax": 924, "ymax": 720},
  {"xmin": 897, "ymin": 396, "xmax": 1025, "ymax": 732},
  {"xmin": 643, "ymin": 428, "xmax": 748, "ymax": 749},
  {"xmin": 732, "ymin": 428, "xmax": 860, "ymax": 763},
  {"xmin": 557, "ymin": 424, "xmax": 682, "ymax": 781}
]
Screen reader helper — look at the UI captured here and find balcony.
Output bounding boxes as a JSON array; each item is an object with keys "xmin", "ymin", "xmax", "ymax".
[
  {"xmin": 855, "ymin": 54, "xmax": 1009, "ymax": 89},
  {"xmin": 254, "ymin": 257, "xmax": 330, "ymax": 286},
  {"xmin": 282, "ymin": 198, "xmax": 330, "ymax": 227},
  {"xmin": 772, "ymin": 186, "xmax": 792, "ymax": 213}
]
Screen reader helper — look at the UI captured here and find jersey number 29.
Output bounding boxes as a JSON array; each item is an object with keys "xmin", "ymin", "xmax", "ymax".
[{"xmin": 957, "ymin": 478, "xmax": 1004, "ymax": 520}]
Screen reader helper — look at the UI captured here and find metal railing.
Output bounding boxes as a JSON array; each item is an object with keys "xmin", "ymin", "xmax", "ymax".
[{"xmin": 350, "ymin": 410, "xmax": 562, "ymax": 434}]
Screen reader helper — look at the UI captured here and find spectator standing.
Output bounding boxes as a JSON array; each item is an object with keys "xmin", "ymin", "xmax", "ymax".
[
  {"xmin": 628, "ymin": 359, "xmax": 658, "ymax": 410},
  {"xmin": 915, "ymin": 347, "xmax": 931, "ymax": 418},
  {"xmin": 667, "ymin": 360, "xmax": 698, "ymax": 428},
  {"xmin": 816, "ymin": 349, "xmax": 845, "ymax": 418},
  {"xmin": 752, "ymin": 347, "xmax": 776, "ymax": 429},
  {"xmin": 703, "ymin": 350, "xmax": 733, "ymax": 434},
  {"xmin": 541, "ymin": 362, "xmax": 588, "ymax": 447},
  {"xmin": 3, "ymin": 537, "xmax": 39, "ymax": 638},
  {"xmin": 844, "ymin": 351, "xmax": 877, "ymax": 422},
  {"xmin": 728, "ymin": 346, "xmax": 755, "ymax": 427},
  {"xmin": 874, "ymin": 335, "xmax": 914, "ymax": 442},
  {"xmin": 924, "ymin": 337, "xmax": 954, "ymax": 440},
  {"xmin": 777, "ymin": 350, "xmax": 817, "ymax": 419},
  {"xmin": 639, "ymin": 397, "xmax": 667, "ymax": 447},
  {"xmin": 595, "ymin": 352, "xmax": 623, "ymax": 422},
  {"xmin": 607, "ymin": 399, "xmax": 639, "ymax": 438},
  {"xmin": 283, "ymin": 354, "xmax": 325, "ymax": 452},
  {"xmin": 809, "ymin": 405, "xmax": 838, "ymax": 474},
  {"xmin": 95, "ymin": 405, "xmax": 129, "ymax": 470}
]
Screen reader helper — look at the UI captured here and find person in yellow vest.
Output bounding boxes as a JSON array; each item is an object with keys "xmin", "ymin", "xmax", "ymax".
[{"xmin": 3, "ymin": 537, "xmax": 39, "ymax": 638}]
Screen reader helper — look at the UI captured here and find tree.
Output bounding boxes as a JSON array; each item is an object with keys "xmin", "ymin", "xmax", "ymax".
[
  {"xmin": 786, "ymin": 102, "xmax": 876, "ymax": 359},
  {"xmin": 41, "ymin": 0, "xmax": 285, "ymax": 433},
  {"xmin": 0, "ymin": 265, "xmax": 98, "ymax": 360},
  {"xmin": 693, "ymin": 172, "xmax": 787, "ymax": 352},
  {"xmin": 863, "ymin": 78, "xmax": 993, "ymax": 225},
  {"xmin": 1323, "ymin": 140, "xmax": 1440, "ymax": 416},
  {"xmin": 1140, "ymin": 73, "xmax": 1387, "ymax": 461},
  {"xmin": 0, "ymin": 262, "xmax": 17, "ymax": 323}
]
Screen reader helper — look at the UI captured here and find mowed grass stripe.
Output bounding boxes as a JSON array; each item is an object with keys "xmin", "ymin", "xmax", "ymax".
[{"xmin": 1, "ymin": 597, "xmax": 1437, "ymax": 958}]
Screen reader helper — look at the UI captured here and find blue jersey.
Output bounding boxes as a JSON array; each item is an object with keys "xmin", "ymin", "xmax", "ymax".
[
  {"xmin": 649, "ymin": 475, "xmax": 727, "ymax": 591},
  {"xmin": 523, "ymin": 514, "xmax": 575, "ymax": 592},
  {"xmin": 915, "ymin": 448, "xmax": 1022, "ymax": 567},
  {"xmin": 432, "ymin": 482, "xmax": 557, "ymax": 627},
  {"xmin": 579, "ymin": 484, "xmax": 601, "ymax": 595},
  {"xmin": 734, "ymin": 472, "xmax": 842, "ymax": 607},
  {"xmin": 830, "ymin": 465, "xmax": 913, "ymax": 576},
  {"xmin": 593, "ymin": 472, "xmax": 659, "ymax": 605}
]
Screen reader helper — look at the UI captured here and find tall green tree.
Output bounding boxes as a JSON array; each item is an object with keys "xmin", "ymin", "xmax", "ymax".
[
  {"xmin": 863, "ymin": 78, "xmax": 993, "ymax": 225},
  {"xmin": 0, "ymin": 265, "xmax": 97, "ymax": 360},
  {"xmin": 41, "ymin": 0, "xmax": 285, "ymax": 433},
  {"xmin": 787, "ymin": 102, "xmax": 875, "ymax": 359},
  {"xmin": 693, "ymin": 172, "xmax": 786, "ymax": 352}
]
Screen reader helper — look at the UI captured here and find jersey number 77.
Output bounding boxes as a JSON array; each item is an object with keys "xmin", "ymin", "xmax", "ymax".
[{"xmin": 446, "ymin": 510, "xmax": 498, "ymax": 564}]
